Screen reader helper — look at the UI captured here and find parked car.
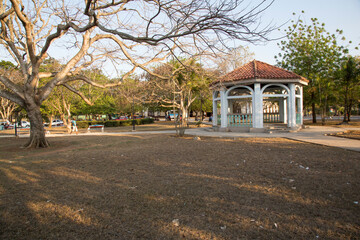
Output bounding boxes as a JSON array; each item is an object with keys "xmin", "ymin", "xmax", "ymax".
[
  {"xmin": 0, "ymin": 120, "xmax": 10, "ymax": 126},
  {"xmin": 51, "ymin": 119, "xmax": 63, "ymax": 126},
  {"xmin": 0, "ymin": 120, "xmax": 11, "ymax": 130},
  {"xmin": 45, "ymin": 119, "xmax": 64, "ymax": 127},
  {"xmin": 130, "ymin": 115, "xmax": 142, "ymax": 119},
  {"xmin": 116, "ymin": 116, "xmax": 128, "ymax": 120},
  {"xmin": 18, "ymin": 120, "xmax": 30, "ymax": 128},
  {"xmin": 5, "ymin": 123, "xmax": 15, "ymax": 129},
  {"xmin": 166, "ymin": 110, "xmax": 179, "ymax": 120}
]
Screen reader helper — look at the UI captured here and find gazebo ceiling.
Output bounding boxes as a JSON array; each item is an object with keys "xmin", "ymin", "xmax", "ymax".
[{"xmin": 212, "ymin": 60, "xmax": 309, "ymax": 87}]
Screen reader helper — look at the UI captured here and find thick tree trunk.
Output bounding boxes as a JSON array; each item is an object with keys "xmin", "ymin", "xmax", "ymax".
[
  {"xmin": 321, "ymin": 107, "xmax": 326, "ymax": 126},
  {"xmin": 347, "ymin": 100, "xmax": 353, "ymax": 122},
  {"xmin": 181, "ymin": 107, "xmax": 187, "ymax": 126},
  {"xmin": 66, "ymin": 118, "xmax": 72, "ymax": 133},
  {"xmin": 343, "ymin": 85, "xmax": 349, "ymax": 123},
  {"xmin": 24, "ymin": 100, "xmax": 50, "ymax": 148},
  {"xmin": 311, "ymin": 92, "xmax": 317, "ymax": 123}
]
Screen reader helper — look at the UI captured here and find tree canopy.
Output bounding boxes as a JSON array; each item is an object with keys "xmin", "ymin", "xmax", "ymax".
[
  {"xmin": 335, "ymin": 56, "xmax": 360, "ymax": 122},
  {"xmin": 275, "ymin": 16, "xmax": 351, "ymax": 123},
  {"xmin": 145, "ymin": 58, "xmax": 213, "ymax": 124},
  {"xmin": 0, "ymin": 0, "xmax": 275, "ymax": 147}
]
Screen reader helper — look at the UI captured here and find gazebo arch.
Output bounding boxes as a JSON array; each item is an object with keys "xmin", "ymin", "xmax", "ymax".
[
  {"xmin": 226, "ymin": 85, "xmax": 254, "ymax": 96},
  {"xmin": 261, "ymin": 84, "xmax": 289, "ymax": 124},
  {"xmin": 225, "ymin": 86, "xmax": 254, "ymax": 127},
  {"xmin": 210, "ymin": 60, "xmax": 309, "ymax": 132},
  {"xmin": 261, "ymin": 83, "xmax": 290, "ymax": 94}
]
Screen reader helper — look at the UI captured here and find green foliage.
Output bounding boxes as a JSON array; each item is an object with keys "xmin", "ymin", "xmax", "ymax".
[
  {"xmin": 0, "ymin": 60, "xmax": 16, "ymax": 69},
  {"xmin": 334, "ymin": 56, "xmax": 360, "ymax": 121},
  {"xmin": 190, "ymin": 94, "xmax": 213, "ymax": 113},
  {"xmin": 146, "ymin": 58, "xmax": 214, "ymax": 124},
  {"xmin": 275, "ymin": 15, "xmax": 352, "ymax": 121}
]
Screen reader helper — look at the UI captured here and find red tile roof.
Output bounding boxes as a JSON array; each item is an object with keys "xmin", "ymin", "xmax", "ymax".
[{"xmin": 214, "ymin": 60, "xmax": 309, "ymax": 84}]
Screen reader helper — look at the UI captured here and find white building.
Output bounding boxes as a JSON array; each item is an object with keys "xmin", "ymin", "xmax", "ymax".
[{"xmin": 211, "ymin": 60, "xmax": 309, "ymax": 132}]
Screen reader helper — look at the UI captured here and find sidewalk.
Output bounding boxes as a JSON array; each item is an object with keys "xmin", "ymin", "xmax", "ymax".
[{"xmin": 186, "ymin": 126, "xmax": 360, "ymax": 152}]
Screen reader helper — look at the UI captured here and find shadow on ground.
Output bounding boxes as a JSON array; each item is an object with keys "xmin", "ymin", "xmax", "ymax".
[{"xmin": 0, "ymin": 135, "xmax": 359, "ymax": 239}]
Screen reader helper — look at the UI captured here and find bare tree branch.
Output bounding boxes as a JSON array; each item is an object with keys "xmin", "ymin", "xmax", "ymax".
[
  {"xmin": 0, "ymin": 88, "xmax": 24, "ymax": 106},
  {"xmin": 62, "ymin": 83, "xmax": 93, "ymax": 105}
]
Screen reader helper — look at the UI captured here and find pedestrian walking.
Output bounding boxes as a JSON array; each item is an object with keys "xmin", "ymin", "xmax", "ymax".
[{"xmin": 71, "ymin": 118, "xmax": 78, "ymax": 135}]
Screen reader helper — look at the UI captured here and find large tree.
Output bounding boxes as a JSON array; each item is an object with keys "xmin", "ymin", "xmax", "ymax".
[
  {"xmin": 275, "ymin": 17, "xmax": 348, "ymax": 123},
  {"xmin": 146, "ymin": 58, "xmax": 211, "ymax": 125},
  {"xmin": 336, "ymin": 56, "xmax": 360, "ymax": 123},
  {"xmin": 0, "ymin": 0, "xmax": 274, "ymax": 147}
]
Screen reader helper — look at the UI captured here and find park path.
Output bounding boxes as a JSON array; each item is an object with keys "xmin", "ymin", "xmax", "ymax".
[
  {"xmin": 186, "ymin": 126, "xmax": 360, "ymax": 152},
  {"xmin": 2, "ymin": 126, "xmax": 359, "ymax": 152}
]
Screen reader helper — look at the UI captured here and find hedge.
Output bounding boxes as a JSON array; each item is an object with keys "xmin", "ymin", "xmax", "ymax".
[{"xmin": 76, "ymin": 118, "xmax": 154, "ymax": 129}]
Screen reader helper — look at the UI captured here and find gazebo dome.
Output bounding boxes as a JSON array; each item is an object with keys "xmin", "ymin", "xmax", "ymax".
[{"xmin": 212, "ymin": 60, "xmax": 308, "ymax": 87}]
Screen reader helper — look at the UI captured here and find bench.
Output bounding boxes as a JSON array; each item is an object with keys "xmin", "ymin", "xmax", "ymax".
[
  {"xmin": 17, "ymin": 127, "xmax": 30, "ymax": 135},
  {"xmin": 16, "ymin": 128, "xmax": 50, "ymax": 135},
  {"xmin": 87, "ymin": 124, "xmax": 104, "ymax": 133}
]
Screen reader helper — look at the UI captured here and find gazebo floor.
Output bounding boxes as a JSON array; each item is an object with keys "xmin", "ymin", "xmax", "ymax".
[{"xmin": 211, "ymin": 123, "xmax": 301, "ymax": 133}]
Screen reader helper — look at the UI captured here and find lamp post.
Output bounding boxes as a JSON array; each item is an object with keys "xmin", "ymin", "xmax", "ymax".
[{"xmin": 200, "ymin": 92, "xmax": 203, "ymax": 122}]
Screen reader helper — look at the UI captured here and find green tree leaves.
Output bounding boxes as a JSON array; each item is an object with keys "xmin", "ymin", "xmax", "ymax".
[{"xmin": 276, "ymin": 16, "xmax": 352, "ymax": 123}]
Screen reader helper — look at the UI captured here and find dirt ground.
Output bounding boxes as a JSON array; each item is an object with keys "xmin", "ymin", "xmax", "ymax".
[
  {"xmin": 331, "ymin": 130, "xmax": 360, "ymax": 140},
  {"xmin": 0, "ymin": 134, "xmax": 359, "ymax": 240}
]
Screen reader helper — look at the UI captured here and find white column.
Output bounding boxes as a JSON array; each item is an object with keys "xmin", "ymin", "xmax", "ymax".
[
  {"xmin": 288, "ymin": 83, "xmax": 296, "ymax": 128},
  {"xmin": 279, "ymin": 97, "xmax": 287, "ymax": 123},
  {"xmin": 220, "ymin": 88, "xmax": 228, "ymax": 128},
  {"xmin": 279, "ymin": 98, "xmax": 284, "ymax": 122},
  {"xmin": 284, "ymin": 97, "xmax": 287, "ymax": 124},
  {"xmin": 212, "ymin": 92, "xmax": 217, "ymax": 126},
  {"xmin": 252, "ymin": 83, "xmax": 263, "ymax": 128}
]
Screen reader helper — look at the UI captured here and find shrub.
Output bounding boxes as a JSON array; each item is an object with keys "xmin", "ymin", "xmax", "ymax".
[
  {"xmin": 77, "ymin": 121, "xmax": 89, "ymax": 129},
  {"xmin": 76, "ymin": 118, "xmax": 154, "ymax": 128},
  {"xmin": 104, "ymin": 121, "xmax": 118, "ymax": 127}
]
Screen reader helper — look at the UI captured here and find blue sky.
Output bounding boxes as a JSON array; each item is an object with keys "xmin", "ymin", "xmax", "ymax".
[{"xmin": 247, "ymin": 0, "xmax": 360, "ymax": 65}]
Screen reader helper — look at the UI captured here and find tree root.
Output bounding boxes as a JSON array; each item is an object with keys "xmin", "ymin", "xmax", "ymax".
[{"xmin": 23, "ymin": 135, "xmax": 50, "ymax": 148}]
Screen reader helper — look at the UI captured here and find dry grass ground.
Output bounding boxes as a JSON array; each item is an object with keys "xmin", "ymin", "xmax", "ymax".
[
  {"xmin": 0, "ymin": 134, "xmax": 359, "ymax": 239},
  {"xmin": 304, "ymin": 119, "xmax": 360, "ymax": 127}
]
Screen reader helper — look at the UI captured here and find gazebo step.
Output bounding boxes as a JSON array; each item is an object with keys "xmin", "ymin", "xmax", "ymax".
[
  {"xmin": 267, "ymin": 129, "xmax": 290, "ymax": 134},
  {"xmin": 204, "ymin": 127, "xmax": 216, "ymax": 132},
  {"xmin": 266, "ymin": 125, "xmax": 301, "ymax": 134}
]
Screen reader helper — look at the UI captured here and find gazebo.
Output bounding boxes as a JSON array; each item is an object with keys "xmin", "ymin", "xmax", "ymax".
[{"xmin": 211, "ymin": 60, "xmax": 309, "ymax": 132}]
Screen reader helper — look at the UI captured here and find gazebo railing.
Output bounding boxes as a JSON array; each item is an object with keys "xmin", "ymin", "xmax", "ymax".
[
  {"xmin": 263, "ymin": 113, "xmax": 281, "ymax": 123},
  {"xmin": 228, "ymin": 114, "xmax": 252, "ymax": 127},
  {"xmin": 296, "ymin": 113, "xmax": 301, "ymax": 124}
]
